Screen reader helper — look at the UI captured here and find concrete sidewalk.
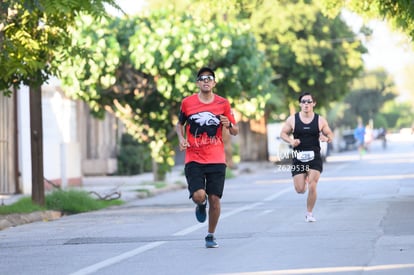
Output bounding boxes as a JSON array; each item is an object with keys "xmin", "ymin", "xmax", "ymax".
[
  {"xmin": 80, "ymin": 164, "xmax": 188, "ymax": 202},
  {"xmin": 0, "ymin": 165, "xmax": 185, "ymax": 230},
  {"xmin": 0, "ymin": 162, "xmax": 274, "ymax": 230},
  {"xmin": 0, "ymin": 165, "xmax": 187, "ymax": 206}
]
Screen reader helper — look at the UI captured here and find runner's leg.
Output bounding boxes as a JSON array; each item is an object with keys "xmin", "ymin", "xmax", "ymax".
[
  {"xmin": 293, "ymin": 173, "xmax": 307, "ymax": 193},
  {"xmin": 306, "ymin": 169, "xmax": 321, "ymax": 213}
]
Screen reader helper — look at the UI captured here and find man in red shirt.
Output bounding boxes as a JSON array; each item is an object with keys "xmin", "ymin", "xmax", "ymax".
[{"xmin": 176, "ymin": 67, "xmax": 239, "ymax": 248}]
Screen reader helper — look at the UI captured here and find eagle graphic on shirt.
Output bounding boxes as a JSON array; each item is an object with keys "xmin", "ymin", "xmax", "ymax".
[{"xmin": 188, "ymin": 111, "xmax": 221, "ymax": 138}]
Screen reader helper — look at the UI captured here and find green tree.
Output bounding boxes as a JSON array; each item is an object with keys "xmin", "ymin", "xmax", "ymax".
[
  {"xmin": 0, "ymin": 0, "xmax": 120, "ymax": 205},
  {"xmin": 117, "ymin": 134, "xmax": 152, "ymax": 175},
  {"xmin": 381, "ymin": 101, "xmax": 414, "ymax": 129},
  {"xmin": 146, "ymin": 0, "xmax": 367, "ymax": 163},
  {"xmin": 0, "ymin": 0, "xmax": 120, "ymax": 93},
  {"xmin": 339, "ymin": 69, "xmax": 397, "ymax": 127},
  {"xmin": 321, "ymin": 0, "xmax": 414, "ymax": 40},
  {"xmin": 59, "ymin": 11, "xmax": 274, "ymax": 179},
  {"xmin": 246, "ymin": 0, "xmax": 366, "ymax": 116},
  {"xmin": 148, "ymin": 0, "xmax": 367, "ymax": 117},
  {"xmin": 321, "ymin": 0, "xmax": 414, "ymax": 126}
]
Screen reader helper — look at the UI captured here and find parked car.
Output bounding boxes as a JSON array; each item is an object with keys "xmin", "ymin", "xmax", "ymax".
[{"xmin": 338, "ymin": 130, "xmax": 357, "ymax": 151}]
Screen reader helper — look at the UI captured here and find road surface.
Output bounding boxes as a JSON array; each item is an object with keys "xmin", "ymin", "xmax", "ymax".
[{"xmin": 1, "ymin": 134, "xmax": 413, "ymax": 275}]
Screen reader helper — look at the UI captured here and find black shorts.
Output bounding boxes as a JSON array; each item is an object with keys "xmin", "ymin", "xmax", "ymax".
[
  {"xmin": 291, "ymin": 155, "xmax": 323, "ymax": 177},
  {"xmin": 184, "ymin": 162, "xmax": 226, "ymax": 199}
]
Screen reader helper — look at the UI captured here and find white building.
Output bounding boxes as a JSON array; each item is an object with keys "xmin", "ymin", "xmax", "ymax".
[{"xmin": 0, "ymin": 78, "xmax": 122, "ymax": 195}]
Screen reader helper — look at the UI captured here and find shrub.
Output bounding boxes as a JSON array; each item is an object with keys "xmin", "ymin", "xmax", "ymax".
[
  {"xmin": 0, "ymin": 190, "xmax": 123, "ymax": 215},
  {"xmin": 117, "ymin": 133, "xmax": 152, "ymax": 175},
  {"xmin": 46, "ymin": 189, "xmax": 123, "ymax": 214}
]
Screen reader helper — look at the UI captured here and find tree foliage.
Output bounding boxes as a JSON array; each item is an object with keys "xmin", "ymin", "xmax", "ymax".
[
  {"xmin": 59, "ymin": 10, "xmax": 274, "ymax": 177},
  {"xmin": 381, "ymin": 100, "xmax": 414, "ymax": 129},
  {"xmin": 0, "ymin": 0, "xmax": 120, "ymax": 205},
  {"xmin": 320, "ymin": 0, "xmax": 414, "ymax": 40},
  {"xmin": 0, "ymin": 0, "xmax": 120, "ymax": 94},
  {"xmin": 246, "ymin": 0, "xmax": 366, "ymax": 116},
  {"xmin": 147, "ymin": 0, "xmax": 367, "ymax": 119},
  {"xmin": 60, "ymin": 0, "xmax": 369, "ymax": 171},
  {"xmin": 337, "ymin": 69, "xmax": 397, "ymax": 127},
  {"xmin": 321, "ymin": 0, "xmax": 414, "ymax": 130}
]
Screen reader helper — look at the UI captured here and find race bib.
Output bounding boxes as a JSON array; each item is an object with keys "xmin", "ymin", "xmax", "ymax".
[{"xmin": 296, "ymin": 150, "xmax": 315, "ymax": 162}]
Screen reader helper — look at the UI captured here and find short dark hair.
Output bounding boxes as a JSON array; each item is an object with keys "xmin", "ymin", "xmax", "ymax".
[
  {"xmin": 197, "ymin": 67, "xmax": 215, "ymax": 78},
  {"xmin": 298, "ymin": 92, "xmax": 315, "ymax": 102}
]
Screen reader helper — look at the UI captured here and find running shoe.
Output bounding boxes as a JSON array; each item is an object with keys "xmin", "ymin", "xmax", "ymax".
[
  {"xmin": 205, "ymin": 234, "xmax": 219, "ymax": 248},
  {"xmin": 305, "ymin": 213, "xmax": 316, "ymax": 222},
  {"xmin": 195, "ymin": 202, "xmax": 207, "ymax": 223}
]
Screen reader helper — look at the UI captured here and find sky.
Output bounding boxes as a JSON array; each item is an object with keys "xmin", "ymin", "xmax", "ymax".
[
  {"xmin": 342, "ymin": 10, "xmax": 414, "ymax": 72},
  {"xmin": 106, "ymin": 0, "xmax": 147, "ymax": 17},
  {"xmin": 363, "ymin": 22, "xmax": 414, "ymax": 74},
  {"xmin": 341, "ymin": 10, "xmax": 414, "ymax": 100},
  {"xmin": 365, "ymin": 22, "xmax": 414, "ymax": 101}
]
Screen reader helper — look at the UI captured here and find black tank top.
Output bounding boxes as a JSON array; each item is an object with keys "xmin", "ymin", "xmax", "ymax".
[{"xmin": 293, "ymin": 112, "xmax": 320, "ymax": 154}]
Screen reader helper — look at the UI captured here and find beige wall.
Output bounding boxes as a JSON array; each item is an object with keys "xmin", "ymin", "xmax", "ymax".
[
  {"xmin": 78, "ymin": 102, "xmax": 123, "ymax": 176},
  {"xmin": 7, "ymin": 80, "xmax": 124, "ymax": 194},
  {"xmin": 0, "ymin": 93, "xmax": 17, "ymax": 194}
]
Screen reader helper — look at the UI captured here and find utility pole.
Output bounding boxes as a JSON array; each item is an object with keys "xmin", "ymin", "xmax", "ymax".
[{"xmin": 29, "ymin": 85, "xmax": 45, "ymax": 206}]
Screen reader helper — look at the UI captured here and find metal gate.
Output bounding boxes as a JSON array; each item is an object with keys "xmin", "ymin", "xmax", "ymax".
[{"xmin": 0, "ymin": 93, "xmax": 16, "ymax": 194}]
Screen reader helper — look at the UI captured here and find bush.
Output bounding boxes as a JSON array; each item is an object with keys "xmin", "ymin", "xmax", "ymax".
[
  {"xmin": 0, "ymin": 190, "xmax": 123, "ymax": 215},
  {"xmin": 0, "ymin": 197, "xmax": 45, "ymax": 214},
  {"xmin": 46, "ymin": 189, "xmax": 123, "ymax": 214},
  {"xmin": 374, "ymin": 113, "xmax": 388, "ymax": 129},
  {"xmin": 117, "ymin": 134, "xmax": 152, "ymax": 175}
]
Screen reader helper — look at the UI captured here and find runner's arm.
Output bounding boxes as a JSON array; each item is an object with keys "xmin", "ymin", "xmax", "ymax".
[
  {"xmin": 280, "ymin": 116, "xmax": 299, "ymax": 147},
  {"xmin": 319, "ymin": 117, "xmax": 334, "ymax": 143}
]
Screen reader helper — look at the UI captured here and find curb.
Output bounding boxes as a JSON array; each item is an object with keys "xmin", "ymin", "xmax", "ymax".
[
  {"xmin": 0, "ymin": 210, "xmax": 62, "ymax": 231},
  {"xmin": 0, "ymin": 184, "xmax": 186, "ymax": 231},
  {"xmin": 0, "ymin": 162, "xmax": 271, "ymax": 231},
  {"xmin": 136, "ymin": 183, "xmax": 186, "ymax": 199}
]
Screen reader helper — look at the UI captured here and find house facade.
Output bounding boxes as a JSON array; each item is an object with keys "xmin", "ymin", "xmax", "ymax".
[
  {"xmin": 0, "ymin": 91, "xmax": 18, "ymax": 194},
  {"xmin": 0, "ymin": 78, "xmax": 121, "ymax": 195}
]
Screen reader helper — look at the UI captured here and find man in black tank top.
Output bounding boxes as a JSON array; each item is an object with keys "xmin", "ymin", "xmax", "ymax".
[{"xmin": 280, "ymin": 92, "xmax": 334, "ymax": 222}]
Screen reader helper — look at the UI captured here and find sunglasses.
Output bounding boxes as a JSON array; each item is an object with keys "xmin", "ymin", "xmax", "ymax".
[
  {"xmin": 301, "ymin": 100, "xmax": 313, "ymax": 104},
  {"xmin": 197, "ymin": 75, "xmax": 215, "ymax": 82}
]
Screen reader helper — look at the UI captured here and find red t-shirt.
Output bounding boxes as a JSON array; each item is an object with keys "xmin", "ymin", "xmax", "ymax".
[{"xmin": 178, "ymin": 93, "xmax": 236, "ymax": 164}]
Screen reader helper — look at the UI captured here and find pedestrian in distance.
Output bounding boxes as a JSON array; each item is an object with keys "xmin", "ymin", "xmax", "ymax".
[
  {"xmin": 377, "ymin": 127, "xmax": 387, "ymax": 149},
  {"xmin": 176, "ymin": 67, "xmax": 239, "ymax": 248},
  {"xmin": 354, "ymin": 120, "xmax": 366, "ymax": 158},
  {"xmin": 364, "ymin": 123, "xmax": 374, "ymax": 152},
  {"xmin": 280, "ymin": 92, "xmax": 334, "ymax": 222}
]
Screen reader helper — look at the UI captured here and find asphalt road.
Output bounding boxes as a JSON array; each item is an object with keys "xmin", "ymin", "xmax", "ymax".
[{"xmin": 1, "ymin": 134, "xmax": 413, "ymax": 275}]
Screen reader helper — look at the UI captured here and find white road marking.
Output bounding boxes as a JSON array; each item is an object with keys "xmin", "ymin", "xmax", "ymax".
[
  {"xmin": 214, "ymin": 263, "xmax": 414, "ymax": 275},
  {"xmin": 69, "ymin": 187, "xmax": 291, "ymax": 275},
  {"xmin": 258, "ymin": 209, "xmax": 274, "ymax": 216},
  {"xmin": 69, "ymin": 241, "xmax": 166, "ymax": 275}
]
